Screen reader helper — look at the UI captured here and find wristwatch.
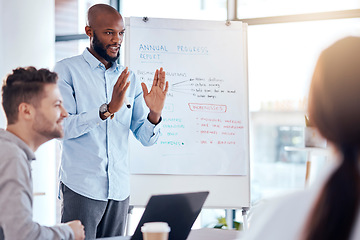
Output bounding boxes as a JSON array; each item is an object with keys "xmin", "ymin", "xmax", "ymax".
[{"xmin": 99, "ymin": 103, "xmax": 114, "ymax": 119}]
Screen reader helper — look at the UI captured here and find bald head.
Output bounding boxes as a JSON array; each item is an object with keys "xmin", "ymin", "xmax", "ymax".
[
  {"xmin": 87, "ymin": 4, "xmax": 122, "ymax": 28},
  {"xmin": 85, "ymin": 4, "xmax": 125, "ymax": 68}
]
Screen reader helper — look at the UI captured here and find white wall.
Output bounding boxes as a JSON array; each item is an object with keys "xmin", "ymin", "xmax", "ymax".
[{"xmin": 0, "ymin": 0, "xmax": 57, "ymax": 225}]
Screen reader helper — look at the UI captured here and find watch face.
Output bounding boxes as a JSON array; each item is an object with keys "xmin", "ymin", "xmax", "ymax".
[{"xmin": 100, "ymin": 103, "xmax": 108, "ymax": 113}]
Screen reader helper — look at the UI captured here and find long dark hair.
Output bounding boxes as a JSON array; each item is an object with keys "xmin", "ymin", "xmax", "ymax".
[{"xmin": 304, "ymin": 37, "xmax": 360, "ymax": 240}]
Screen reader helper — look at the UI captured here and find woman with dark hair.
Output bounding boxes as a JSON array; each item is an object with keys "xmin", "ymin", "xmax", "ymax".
[{"xmin": 241, "ymin": 37, "xmax": 360, "ymax": 240}]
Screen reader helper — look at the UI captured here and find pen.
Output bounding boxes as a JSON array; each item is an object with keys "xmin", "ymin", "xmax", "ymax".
[{"xmin": 124, "ymin": 97, "xmax": 131, "ymax": 108}]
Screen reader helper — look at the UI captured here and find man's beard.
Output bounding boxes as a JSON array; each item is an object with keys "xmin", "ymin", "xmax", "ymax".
[
  {"xmin": 93, "ymin": 31, "xmax": 120, "ymax": 63},
  {"xmin": 33, "ymin": 111, "xmax": 64, "ymax": 140}
]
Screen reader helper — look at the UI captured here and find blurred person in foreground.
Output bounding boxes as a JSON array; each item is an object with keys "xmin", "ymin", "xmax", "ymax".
[
  {"xmin": 0, "ymin": 67, "xmax": 85, "ymax": 240},
  {"xmin": 241, "ymin": 37, "xmax": 360, "ymax": 240}
]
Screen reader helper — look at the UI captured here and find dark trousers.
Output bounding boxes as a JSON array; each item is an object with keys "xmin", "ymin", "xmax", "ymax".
[{"xmin": 60, "ymin": 183, "xmax": 129, "ymax": 240}]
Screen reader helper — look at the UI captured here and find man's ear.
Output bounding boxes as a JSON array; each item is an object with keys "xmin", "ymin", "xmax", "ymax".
[
  {"xmin": 85, "ymin": 26, "xmax": 93, "ymax": 37},
  {"xmin": 18, "ymin": 102, "xmax": 35, "ymax": 121}
]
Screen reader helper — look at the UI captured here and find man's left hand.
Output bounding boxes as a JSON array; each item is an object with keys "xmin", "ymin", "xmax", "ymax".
[{"xmin": 141, "ymin": 67, "xmax": 169, "ymax": 124}]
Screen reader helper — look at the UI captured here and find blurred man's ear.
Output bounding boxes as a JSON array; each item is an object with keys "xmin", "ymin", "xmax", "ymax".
[
  {"xmin": 18, "ymin": 103, "xmax": 35, "ymax": 121},
  {"xmin": 85, "ymin": 26, "xmax": 93, "ymax": 37}
]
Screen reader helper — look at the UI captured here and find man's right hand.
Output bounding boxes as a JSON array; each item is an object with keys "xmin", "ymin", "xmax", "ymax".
[
  {"xmin": 108, "ymin": 67, "xmax": 131, "ymax": 114},
  {"xmin": 66, "ymin": 220, "xmax": 85, "ymax": 240}
]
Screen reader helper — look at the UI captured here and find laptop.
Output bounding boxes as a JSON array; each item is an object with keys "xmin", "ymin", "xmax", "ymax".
[{"xmin": 129, "ymin": 191, "xmax": 209, "ymax": 240}]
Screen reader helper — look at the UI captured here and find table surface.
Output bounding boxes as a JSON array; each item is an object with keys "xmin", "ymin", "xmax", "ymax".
[{"xmin": 96, "ymin": 228, "xmax": 241, "ymax": 240}]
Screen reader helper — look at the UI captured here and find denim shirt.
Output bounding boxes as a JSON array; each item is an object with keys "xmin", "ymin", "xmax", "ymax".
[{"xmin": 54, "ymin": 49, "xmax": 161, "ymax": 201}]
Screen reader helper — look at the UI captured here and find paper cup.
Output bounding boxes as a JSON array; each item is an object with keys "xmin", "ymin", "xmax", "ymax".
[{"xmin": 141, "ymin": 222, "xmax": 171, "ymax": 240}]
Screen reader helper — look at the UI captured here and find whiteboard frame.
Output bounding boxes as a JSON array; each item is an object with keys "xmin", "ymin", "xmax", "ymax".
[{"xmin": 125, "ymin": 17, "xmax": 250, "ymax": 209}]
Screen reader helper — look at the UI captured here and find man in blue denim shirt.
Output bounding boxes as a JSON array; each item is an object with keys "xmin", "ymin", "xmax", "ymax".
[{"xmin": 54, "ymin": 4, "xmax": 168, "ymax": 239}]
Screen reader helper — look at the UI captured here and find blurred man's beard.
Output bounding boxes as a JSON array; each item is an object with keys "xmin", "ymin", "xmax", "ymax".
[{"xmin": 93, "ymin": 32, "xmax": 120, "ymax": 63}]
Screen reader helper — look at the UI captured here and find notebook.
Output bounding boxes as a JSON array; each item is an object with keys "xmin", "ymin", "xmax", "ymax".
[{"xmin": 130, "ymin": 191, "xmax": 209, "ymax": 240}]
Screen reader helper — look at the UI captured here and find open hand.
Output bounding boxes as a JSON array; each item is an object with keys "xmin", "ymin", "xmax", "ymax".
[
  {"xmin": 108, "ymin": 67, "xmax": 131, "ymax": 114},
  {"xmin": 141, "ymin": 67, "xmax": 169, "ymax": 124}
]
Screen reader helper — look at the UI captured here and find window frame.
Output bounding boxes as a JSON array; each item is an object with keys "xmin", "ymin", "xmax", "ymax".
[
  {"xmin": 230, "ymin": 0, "xmax": 360, "ymax": 25},
  {"xmin": 55, "ymin": 0, "xmax": 121, "ymax": 42}
]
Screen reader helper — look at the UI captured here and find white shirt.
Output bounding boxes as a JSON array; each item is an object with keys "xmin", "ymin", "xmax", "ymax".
[{"xmin": 241, "ymin": 156, "xmax": 360, "ymax": 240}]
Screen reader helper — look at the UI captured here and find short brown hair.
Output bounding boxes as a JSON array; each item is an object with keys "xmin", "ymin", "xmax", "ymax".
[{"xmin": 2, "ymin": 66, "xmax": 58, "ymax": 124}]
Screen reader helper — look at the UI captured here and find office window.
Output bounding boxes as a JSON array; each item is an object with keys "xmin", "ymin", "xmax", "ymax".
[
  {"xmin": 247, "ymin": 18, "xmax": 360, "ymax": 202},
  {"xmin": 122, "ymin": 0, "xmax": 227, "ymax": 20},
  {"xmin": 55, "ymin": 0, "xmax": 111, "ymax": 62},
  {"xmin": 56, "ymin": 0, "xmax": 111, "ymax": 35},
  {"xmin": 237, "ymin": 0, "xmax": 360, "ymax": 18}
]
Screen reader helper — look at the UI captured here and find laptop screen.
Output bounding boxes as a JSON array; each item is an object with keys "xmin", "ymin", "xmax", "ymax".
[{"xmin": 131, "ymin": 191, "xmax": 209, "ymax": 240}]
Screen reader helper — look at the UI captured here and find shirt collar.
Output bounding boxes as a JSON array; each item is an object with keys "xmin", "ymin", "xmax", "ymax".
[
  {"xmin": 82, "ymin": 48, "xmax": 121, "ymax": 72},
  {"xmin": 0, "ymin": 129, "xmax": 36, "ymax": 162}
]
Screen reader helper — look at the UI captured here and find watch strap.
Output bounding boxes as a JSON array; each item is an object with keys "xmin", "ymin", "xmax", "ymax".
[{"xmin": 100, "ymin": 103, "xmax": 114, "ymax": 119}]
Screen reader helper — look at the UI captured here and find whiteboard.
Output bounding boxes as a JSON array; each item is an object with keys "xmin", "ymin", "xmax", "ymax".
[{"xmin": 125, "ymin": 17, "xmax": 250, "ymax": 208}]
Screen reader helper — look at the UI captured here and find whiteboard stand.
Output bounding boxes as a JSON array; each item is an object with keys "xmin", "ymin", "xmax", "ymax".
[
  {"xmin": 242, "ymin": 207, "xmax": 249, "ymax": 231},
  {"xmin": 225, "ymin": 209, "xmax": 234, "ymax": 229},
  {"xmin": 225, "ymin": 207, "xmax": 249, "ymax": 231},
  {"xmin": 124, "ymin": 205, "xmax": 134, "ymax": 236}
]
